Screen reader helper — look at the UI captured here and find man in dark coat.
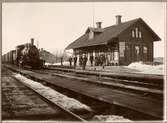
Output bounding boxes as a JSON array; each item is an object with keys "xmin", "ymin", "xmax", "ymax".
[
  {"xmin": 79, "ymin": 55, "xmax": 83, "ymax": 67},
  {"xmin": 89, "ymin": 55, "xmax": 94, "ymax": 66},
  {"xmin": 69, "ymin": 56, "xmax": 72, "ymax": 67},
  {"xmin": 102, "ymin": 54, "xmax": 106, "ymax": 69},
  {"xmin": 82, "ymin": 55, "xmax": 87, "ymax": 70},
  {"xmin": 60, "ymin": 57, "xmax": 63, "ymax": 66},
  {"xmin": 73, "ymin": 56, "xmax": 77, "ymax": 68}
]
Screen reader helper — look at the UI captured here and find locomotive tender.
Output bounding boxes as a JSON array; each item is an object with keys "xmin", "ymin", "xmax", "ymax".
[{"xmin": 2, "ymin": 38, "xmax": 45, "ymax": 69}]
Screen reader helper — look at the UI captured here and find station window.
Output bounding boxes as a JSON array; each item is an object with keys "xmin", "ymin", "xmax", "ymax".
[
  {"xmin": 139, "ymin": 31, "xmax": 142, "ymax": 38},
  {"xmin": 143, "ymin": 46, "xmax": 147, "ymax": 54},
  {"xmin": 135, "ymin": 46, "xmax": 140, "ymax": 55},
  {"xmin": 132, "ymin": 30, "xmax": 135, "ymax": 38},
  {"xmin": 135, "ymin": 28, "xmax": 138, "ymax": 38}
]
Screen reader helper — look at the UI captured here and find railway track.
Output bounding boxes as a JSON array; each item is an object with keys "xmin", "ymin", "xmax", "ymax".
[
  {"xmin": 47, "ymin": 66, "xmax": 163, "ymax": 81},
  {"xmin": 32, "ymin": 68, "xmax": 163, "ymax": 99},
  {"xmin": 2, "ymin": 66, "xmax": 86, "ymax": 121},
  {"xmin": 15, "ymin": 77, "xmax": 86, "ymax": 121},
  {"xmin": 4, "ymin": 64, "xmax": 164, "ymax": 120},
  {"xmin": 45, "ymin": 66, "xmax": 163, "ymax": 90}
]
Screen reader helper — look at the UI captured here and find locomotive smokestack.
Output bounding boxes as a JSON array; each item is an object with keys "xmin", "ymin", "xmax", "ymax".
[{"xmin": 31, "ymin": 38, "xmax": 34, "ymax": 46}]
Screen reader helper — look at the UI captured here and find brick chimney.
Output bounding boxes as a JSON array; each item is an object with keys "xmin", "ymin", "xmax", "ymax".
[
  {"xmin": 115, "ymin": 15, "xmax": 122, "ymax": 25},
  {"xmin": 31, "ymin": 38, "xmax": 34, "ymax": 46},
  {"xmin": 96, "ymin": 22, "xmax": 102, "ymax": 28}
]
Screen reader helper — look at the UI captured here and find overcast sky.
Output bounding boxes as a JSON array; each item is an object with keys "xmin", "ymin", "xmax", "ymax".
[{"xmin": 2, "ymin": 2, "xmax": 165, "ymax": 57}]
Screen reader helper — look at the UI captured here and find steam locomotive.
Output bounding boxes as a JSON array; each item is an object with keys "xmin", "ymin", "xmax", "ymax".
[{"xmin": 2, "ymin": 38, "xmax": 45, "ymax": 69}]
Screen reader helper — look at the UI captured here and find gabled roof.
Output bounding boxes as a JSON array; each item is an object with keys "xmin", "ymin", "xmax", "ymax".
[{"xmin": 66, "ymin": 18, "xmax": 161, "ymax": 50}]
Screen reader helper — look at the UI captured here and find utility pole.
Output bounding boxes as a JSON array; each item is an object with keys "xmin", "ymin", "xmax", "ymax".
[{"xmin": 92, "ymin": 1, "xmax": 95, "ymax": 28}]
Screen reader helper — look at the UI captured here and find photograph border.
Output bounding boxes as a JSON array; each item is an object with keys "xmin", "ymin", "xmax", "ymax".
[{"xmin": 1, "ymin": 0, "xmax": 166, "ymax": 123}]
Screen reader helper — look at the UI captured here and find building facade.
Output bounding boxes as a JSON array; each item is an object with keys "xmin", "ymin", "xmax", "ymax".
[{"xmin": 66, "ymin": 16, "xmax": 161, "ymax": 66}]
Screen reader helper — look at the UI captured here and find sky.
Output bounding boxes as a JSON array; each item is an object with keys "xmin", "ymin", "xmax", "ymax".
[{"xmin": 2, "ymin": 2, "xmax": 165, "ymax": 57}]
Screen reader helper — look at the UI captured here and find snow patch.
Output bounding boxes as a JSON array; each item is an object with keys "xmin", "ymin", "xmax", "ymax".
[
  {"xmin": 45, "ymin": 61, "xmax": 70, "ymax": 66},
  {"xmin": 93, "ymin": 115, "xmax": 131, "ymax": 122},
  {"xmin": 14, "ymin": 74, "xmax": 92, "ymax": 112},
  {"xmin": 52, "ymin": 61, "xmax": 70, "ymax": 66},
  {"xmin": 45, "ymin": 62, "xmax": 53, "ymax": 66},
  {"xmin": 126, "ymin": 62, "xmax": 164, "ymax": 75}
]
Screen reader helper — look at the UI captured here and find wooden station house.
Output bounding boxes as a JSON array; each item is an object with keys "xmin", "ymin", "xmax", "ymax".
[{"xmin": 66, "ymin": 15, "xmax": 161, "ymax": 66}]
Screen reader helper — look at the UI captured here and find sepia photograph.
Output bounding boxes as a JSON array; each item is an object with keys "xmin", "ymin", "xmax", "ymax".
[{"xmin": 2, "ymin": 1, "xmax": 166, "ymax": 122}]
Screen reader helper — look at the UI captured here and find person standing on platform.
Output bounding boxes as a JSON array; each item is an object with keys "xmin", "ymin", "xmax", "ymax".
[
  {"xmin": 99, "ymin": 55, "xmax": 103, "ymax": 66},
  {"xmin": 102, "ymin": 54, "xmax": 106, "ymax": 69},
  {"xmin": 82, "ymin": 54, "xmax": 87, "ymax": 70},
  {"xmin": 73, "ymin": 55, "xmax": 77, "ymax": 68},
  {"xmin": 89, "ymin": 55, "xmax": 94, "ymax": 66},
  {"xmin": 79, "ymin": 55, "xmax": 83, "ymax": 67},
  {"xmin": 60, "ymin": 57, "xmax": 63, "ymax": 66},
  {"xmin": 69, "ymin": 56, "xmax": 72, "ymax": 67},
  {"xmin": 95, "ymin": 56, "xmax": 98, "ymax": 66}
]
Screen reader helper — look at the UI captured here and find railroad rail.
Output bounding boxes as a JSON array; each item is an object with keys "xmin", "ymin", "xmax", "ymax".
[
  {"xmin": 16, "ymin": 77, "xmax": 86, "ymax": 121},
  {"xmin": 4, "ymin": 64, "xmax": 164, "ymax": 120},
  {"xmin": 2, "ymin": 66, "xmax": 86, "ymax": 121},
  {"xmin": 32, "ymin": 68, "xmax": 163, "ymax": 98},
  {"xmin": 46, "ymin": 66, "xmax": 163, "ymax": 83}
]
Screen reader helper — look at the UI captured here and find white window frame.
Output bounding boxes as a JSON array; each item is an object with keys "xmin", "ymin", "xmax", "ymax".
[
  {"xmin": 135, "ymin": 28, "xmax": 138, "ymax": 38},
  {"xmin": 132, "ymin": 30, "xmax": 135, "ymax": 38},
  {"xmin": 139, "ymin": 31, "xmax": 142, "ymax": 38},
  {"xmin": 143, "ymin": 46, "xmax": 148, "ymax": 54},
  {"xmin": 135, "ymin": 45, "xmax": 140, "ymax": 55}
]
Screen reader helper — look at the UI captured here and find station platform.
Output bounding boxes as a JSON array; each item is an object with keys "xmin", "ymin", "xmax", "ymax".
[{"xmin": 49, "ymin": 65, "xmax": 164, "ymax": 83}]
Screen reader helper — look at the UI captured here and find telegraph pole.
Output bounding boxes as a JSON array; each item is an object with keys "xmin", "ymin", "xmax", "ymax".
[{"xmin": 92, "ymin": 1, "xmax": 95, "ymax": 28}]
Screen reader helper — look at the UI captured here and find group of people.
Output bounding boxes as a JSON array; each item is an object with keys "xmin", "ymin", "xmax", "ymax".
[
  {"xmin": 94, "ymin": 54, "xmax": 106, "ymax": 67},
  {"xmin": 69, "ymin": 54, "xmax": 107, "ymax": 70},
  {"xmin": 69, "ymin": 54, "xmax": 88, "ymax": 70},
  {"xmin": 68, "ymin": 56, "xmax": 78, "ymax": 68}
]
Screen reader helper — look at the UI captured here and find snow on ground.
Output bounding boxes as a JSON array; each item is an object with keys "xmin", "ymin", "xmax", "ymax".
[
  {"xmin": 45, "ymin": 62, "xmax": 53, "ymax": 66},
  {"xmin": 14, "ymin": 74, "xmax": 92, "ymax": 112},
  {"xmin": 45, "ymin": 61, "xmax": 163, "ymax": 75},
  {"xmin": 126, "ymin": 62, "xmax": 164, "ymax": 75},
  {"xmin": 52, "ymin": 61, "xmax": 69, "ymax": 66},
  {"xmin": 45, "ymin": 61, "xmax": 70, "ymax": 66},
  {"xmin": 13, "ymin": 74, "xmax": 132, "ymax": 122},
  {"xmin": 93, "ymin": 115, "xmax": 131, "ymax": 122}
]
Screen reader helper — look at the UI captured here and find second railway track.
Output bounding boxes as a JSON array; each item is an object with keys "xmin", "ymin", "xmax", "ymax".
[{"xmin": 33, "ymin": 67, "xmax": 163, "ymax": 99}]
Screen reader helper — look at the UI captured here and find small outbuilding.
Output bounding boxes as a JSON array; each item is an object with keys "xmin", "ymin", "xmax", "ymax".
[{"xmin": 66, "ymin": 15, "xmax": 161, "ymax": 66}]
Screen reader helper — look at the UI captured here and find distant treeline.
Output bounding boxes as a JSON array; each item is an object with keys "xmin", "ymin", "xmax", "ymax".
[{"xmin": 39, "ymin": 49, "xmax": 69, "ymax": 63}]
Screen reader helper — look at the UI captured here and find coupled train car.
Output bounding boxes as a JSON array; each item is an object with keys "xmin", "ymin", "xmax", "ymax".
[{"xmin": 2, "ymin": 38, "xmax": 45, "ymax": 69}]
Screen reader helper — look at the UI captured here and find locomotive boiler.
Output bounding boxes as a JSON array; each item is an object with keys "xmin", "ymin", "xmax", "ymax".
[{"xmin": 2, "ymin": 38, "xmax": 45, "ymax": 69}]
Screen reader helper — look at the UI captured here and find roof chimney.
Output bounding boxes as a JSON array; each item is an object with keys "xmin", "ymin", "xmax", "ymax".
[
  {"xmin": 115, "ymin": 15, "xmax": 122, "ymax": 25},
  {"xmin": 96, "ymin": 22, "xmax": 102, "ymax": 28},
  {"xmin": 30, "ymin": 38, "xmax": 34, "ymax": 46}
]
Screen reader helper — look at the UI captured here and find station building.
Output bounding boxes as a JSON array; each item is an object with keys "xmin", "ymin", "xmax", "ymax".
[{"xmin": 66, "ymin": 16, "xmax": 161, "ymax": 66}]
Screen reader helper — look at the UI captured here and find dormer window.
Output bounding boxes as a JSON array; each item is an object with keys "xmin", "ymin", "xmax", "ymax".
[{"xmin": 89, "ymin": 30, "xmax": 94, "ymax": 40}]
